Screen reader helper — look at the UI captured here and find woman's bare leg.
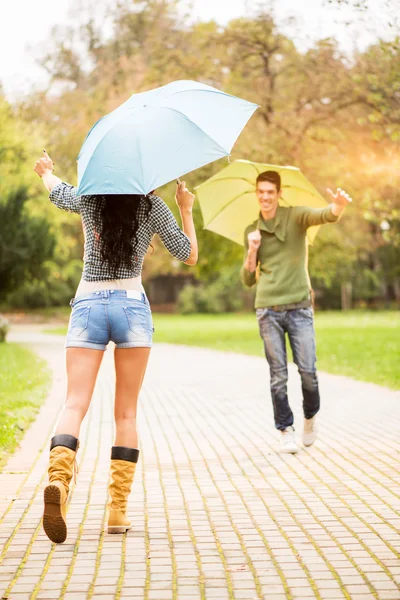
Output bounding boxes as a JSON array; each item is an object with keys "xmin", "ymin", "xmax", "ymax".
[
  {"xmin": 114, "ymin": 348, "xmax": 151, "ymax": 448},
  {"xmin": 55, "ymin": 348, "xmax": 104, "ymax": 438}
]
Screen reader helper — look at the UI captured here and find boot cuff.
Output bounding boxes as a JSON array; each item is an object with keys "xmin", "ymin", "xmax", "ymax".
[
  {"xmin": 50, "ymin": 434, "xmax": 79, "ymax": 452},
  {"xmin": 111, "ymin": 446, "xmax": 139, "ymax": 463}
]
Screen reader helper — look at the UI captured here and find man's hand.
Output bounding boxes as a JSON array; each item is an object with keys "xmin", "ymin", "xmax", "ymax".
[
  {"xmin": 244, "ymin": 229, "xmax": 261, "ymax": 274},
  {"xmin": 327, "ymin": 188, "xmax": 352, "ymax": 207},
  {"xmin": 248, "ymin": 229, "xmax": 261, "ymax": 253},
  {"xmin": 34, "ymin": 151, "xmax": 54, "ymax": 178},
  {"xmin": 175, "ymin": 180, "xmax": 195, "ymax": 212}
]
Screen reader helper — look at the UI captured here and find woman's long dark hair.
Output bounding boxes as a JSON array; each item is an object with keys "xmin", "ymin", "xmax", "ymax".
[{"xmin": 90, "ymin": 194, "xmax": 153, "ymax": 278}]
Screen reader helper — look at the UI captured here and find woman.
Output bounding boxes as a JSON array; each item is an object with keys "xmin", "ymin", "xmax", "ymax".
[{"xmin": 34, "ymin": 151, "xmax": 197, "ymax": 544}]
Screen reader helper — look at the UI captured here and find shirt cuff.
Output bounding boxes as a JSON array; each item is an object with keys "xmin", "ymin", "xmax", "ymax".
[
  {"xmin": 49, "ymin": 181, "xmax": 67, "ymax": 199},
  {"xmin": 241, "ymin": 267, "xmax": 256, "ymax": 287},
  {"xmin": 325, "ymin": 205, "xmax": 340, "ymax": 222},
  {"xmin": 176, "ymin": 234, "xmax": 191, "ymax": 262}
]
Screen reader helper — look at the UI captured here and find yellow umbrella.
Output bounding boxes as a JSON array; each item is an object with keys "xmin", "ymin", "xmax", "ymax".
[{"xmin": 195, "ymin": 159, "xmax": 328, "ymax": 245}]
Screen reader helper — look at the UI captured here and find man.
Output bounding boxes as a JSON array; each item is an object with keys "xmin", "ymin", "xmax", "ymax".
[{"xmin": 241, "ymin": 171, "xmax": 351, "ymax": 453}]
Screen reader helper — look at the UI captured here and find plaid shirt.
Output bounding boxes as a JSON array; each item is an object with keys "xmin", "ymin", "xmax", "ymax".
[{"xmin": 50, "ymin": 182, "xmax": 191, "ymax": 281}]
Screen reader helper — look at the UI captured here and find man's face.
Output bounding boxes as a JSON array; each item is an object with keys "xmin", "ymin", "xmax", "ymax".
[{"xmin": 256, "ymin": 180, "xmax": 281, "ymax": 213}]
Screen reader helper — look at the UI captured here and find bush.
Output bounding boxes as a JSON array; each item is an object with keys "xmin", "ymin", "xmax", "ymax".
[
  {"xmin": 7, "ymin": 278, "xmax": 72, "ymax": 309},
  {"xmin": 6, "ymin": 259, "xmax": 82, "ymax": 309},
  {"xmin": 0, "ymin": 316, "xmax": 9, "ymax": 343},
  {"xmin": 178, "ymin": 284, "xmax": 226, "ymax": 314},
  {"xmin": 178, "ymin": 285, "xmax": 207, "ymax": 314},
  {"xmin": 0, "ymin": 187, "xmax": 55, "ymax": 302},
  {"xmin": 177, "ymin": 268, "xmax": 250, "ymax": 314}
]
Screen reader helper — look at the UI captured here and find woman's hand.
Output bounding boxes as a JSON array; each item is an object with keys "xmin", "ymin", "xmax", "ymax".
[
  {"xmin": 34, "ymin": 150, "xmax": 54, "ymax": 178},
  {"xmin": 175, "ymin": 180, "xmax": 197, "ymax": 265},
  {"xmin": 34, "ymin": 150, "xmax": 62, "ymax": 193},
  {"xmin": 175, "ymin": 180, "xmax": 195, "ymax": 213}
]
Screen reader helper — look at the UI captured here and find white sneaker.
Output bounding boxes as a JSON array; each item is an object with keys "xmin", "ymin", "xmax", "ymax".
[
  {"xmin": 303, "ymin": 416, "xmax": 318, "ymax": 447},
  {"xmin": 280, "ymin": 426, "xmax": 299, "ymax": 454}
]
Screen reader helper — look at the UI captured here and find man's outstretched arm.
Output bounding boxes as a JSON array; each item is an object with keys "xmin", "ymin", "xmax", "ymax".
[{"xmin": 296, "ymin": 188, "xmax": 352, "ymax": 228}]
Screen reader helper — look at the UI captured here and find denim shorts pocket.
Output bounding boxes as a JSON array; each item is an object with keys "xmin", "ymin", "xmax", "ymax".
[
  {"xmin": 123, "ymin": 304, "xmax": 153, "ymax": 334},
  {"xmin": 69, "ymin": 305, "xmax": 91, "ymax": 337}
]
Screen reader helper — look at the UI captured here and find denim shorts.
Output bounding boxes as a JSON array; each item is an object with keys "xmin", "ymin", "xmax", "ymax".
[{"xmin": 66, "ymin": 290, "xmax": 154, "ymax": 351}]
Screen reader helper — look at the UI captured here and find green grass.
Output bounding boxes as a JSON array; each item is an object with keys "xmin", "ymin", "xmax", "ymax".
[
  {"xmin": 46, "ymin": 311, "xmax": 400, "ymax": 390},
  {"xmin": 0, "ymin": 343, "xmax": 51, "ymax": 468}
]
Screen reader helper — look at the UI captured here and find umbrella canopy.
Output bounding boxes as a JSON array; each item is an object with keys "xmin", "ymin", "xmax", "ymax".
[
  {"xmin": 195, "ymin": 160, "xmax": 328, "ymax": 245},
  {"xmin": 76, "ymin": 80, "xmax": 258, "ymax": 196}
]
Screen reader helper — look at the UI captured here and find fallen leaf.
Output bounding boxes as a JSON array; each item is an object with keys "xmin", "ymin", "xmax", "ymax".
[{"xmin": 227, "ymin": 564, "xmax": 247, "ymax": 572}]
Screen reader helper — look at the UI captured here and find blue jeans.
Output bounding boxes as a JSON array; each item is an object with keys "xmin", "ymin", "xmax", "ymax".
[
  {"xmin": 66, "ymin": 290, "xmax": 153, "ymax": 351},
  {"xmin": 256, "ymin": 307, "xmax": 320, "ymax": 430}
]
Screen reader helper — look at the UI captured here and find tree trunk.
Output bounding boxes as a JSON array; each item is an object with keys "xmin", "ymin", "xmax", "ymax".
[
  {"xmin": 341, "ymin": 282, "xmax": 353, "ymax": 310},
  {"xmin": 393, "ymin": 279, "xmax": 400, "ymax": 303}
]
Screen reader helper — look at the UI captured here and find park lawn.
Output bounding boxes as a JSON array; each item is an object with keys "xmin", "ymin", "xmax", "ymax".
[
  {"xmin": 0, "ymin": 344, "xmax": 51, "ymax": 468},
  {"xmin": 46, "ymin": 311, "xmax": 400, "ymax": 390}
]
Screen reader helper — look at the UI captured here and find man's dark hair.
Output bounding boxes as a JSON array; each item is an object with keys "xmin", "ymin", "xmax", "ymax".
[{"xmin": 256, "ymin": 170, "xmax": 281, "ymax": 192}]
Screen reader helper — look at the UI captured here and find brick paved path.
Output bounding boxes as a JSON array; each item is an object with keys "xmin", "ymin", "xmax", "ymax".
[{"xmin": 1, "ymin": 327, "xmax": 400, "ymax": 600}]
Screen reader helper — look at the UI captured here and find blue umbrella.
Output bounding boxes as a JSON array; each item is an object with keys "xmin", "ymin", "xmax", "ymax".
[{"xmin": 76, "ymin": 80, "xmax": 258, "ymax": 196}]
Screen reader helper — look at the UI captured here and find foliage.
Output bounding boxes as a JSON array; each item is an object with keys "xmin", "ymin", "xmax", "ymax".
[
  {"xmin": 1, "ymin": 0, "xmax": 400, "ymax": 308},
  {"xmin": 6, "ymin": 259, "xmax": 82, "ymax": 308},
  {"xmin": 0, "ymin": 187, "xmax": 56, "ymax": 303},
  {"xmin": 178, "ymin": 268, "xmax": 249, "ymax": 314},
  {"xmin": 0, "ymin": 97, "xmax": 45, "ymax": 195}
]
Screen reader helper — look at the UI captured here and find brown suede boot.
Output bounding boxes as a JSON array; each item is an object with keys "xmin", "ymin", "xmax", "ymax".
[
  {"xmin": 107, "ymin": 446, "xmax": 139, "ymax": 534},
  {"xmin": 43, "ymin": 434, "xmax": 79, "ymax": 544}
]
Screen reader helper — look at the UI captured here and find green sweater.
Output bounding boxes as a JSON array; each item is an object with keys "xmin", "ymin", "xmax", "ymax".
[{"xmin": 241, "ymin": 205, "xmax": 339, "ymax": 309}]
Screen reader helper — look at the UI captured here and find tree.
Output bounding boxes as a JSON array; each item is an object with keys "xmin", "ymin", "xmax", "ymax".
[
  {"xmin": 0, "ymin": 97, "xmax": 45, "ymax": 195},
  {"xmin": 0, "ymin": 188, "xmax": 56, "ymax": 302},
  {"xmin": 7, "ymin": 0, "xmax": 400, "ymax": 309}
]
